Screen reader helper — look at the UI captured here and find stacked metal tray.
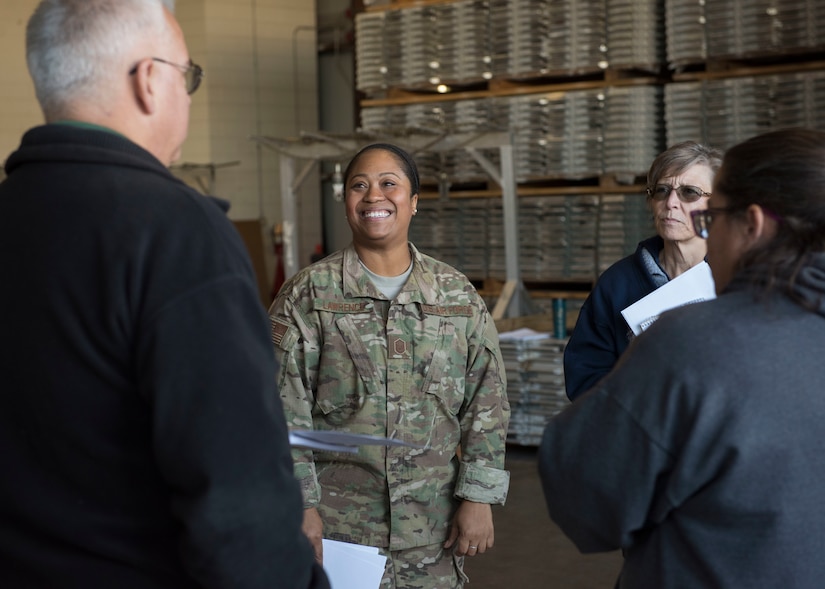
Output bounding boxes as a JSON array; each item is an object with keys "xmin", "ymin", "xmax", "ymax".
[
  {"xmin": 811, "ymin": 72, "xmax": 825, "ymax": 131},
  {"xmin": 606, "ymin": 0, "xmax": 664, "ymax": 71},
  {"xmin": 485, "ymin": 194, "xmax": 602, "ymax": 282},
  {"xmin": 498, "ymin": 334, "xmax": 569, "ymax": 447},
  {"xmin": 665, "ymin": 71, "xmax": 825, "ymax": 150},
  {"xmin": 492, "ymin": 0, "xmax": 554, "ymax": 76},
  {"xmin": 507, "ymin": 93, "xmax": 558, "ymax": 182},
  {"xmin": 664, "ymin": 81, "xmax": 705, "ymax": 147},
  {"xmin": 450, "ymin": 0, "xmax": 495, "ymax": 84},
  {"xmin": 665, "ymin": 0, "xmax": 707, "ymax": 67},
  {"xmin": 514, "ymin": 196, "xmax": 572, "ymax": 281},
  {"xmin": 357, "ymin": 1, "xmax": 498, "ymax": 90},
  {"xmin": 492, "ymin": 0, "xmax": 607, "ymax": 78},
  {"xmin": 705, "ymin": 0, "xmax": 823, "ymax": 58},
  {"xmin": 397, "ymin": 7, "xmax": 441, "ymax": 87},
  {"xmin": 603, "ymin": 85, "xmax": 665, "ymax": 178},
  {"xmin": 506, "ymin": 90, "xmax": 605, "ymax": 181},
  {"xmin": 566, "ymin": 0, "xmax": 608, "ymax": 72},
  {"xmin": 410, "ymin": 187, "xmax": 654, "ymax": 285},
  {"xmin": 409, "ymin": 199, "xmax": 492, "ymax": 280},
  {"xmin": 354, "ymin": 11, "xmax": 389, "ymax": 93},
  {"xmin": 595, "ymin": 193, "xmax": 655, "ymax": 275},
  {"xmin": 565, "ymin": 195, "xmax": 602, "ymax": 280}
]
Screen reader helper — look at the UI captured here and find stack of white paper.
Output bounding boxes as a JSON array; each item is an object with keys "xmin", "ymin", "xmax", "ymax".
[
  {"xmin": 498, "ymin": 327, "xmax": 551, "ymax": 341},
  {"xmin": 621, "ymin": 261, "xmax": 716, "ymax": 336},
  {"xmin": 289, "ymin": 430, "xmax": 425, "ymax": 454},
  {"xmin": 322, "ymin": 539, "xmax": 386, "ymax": 589}
]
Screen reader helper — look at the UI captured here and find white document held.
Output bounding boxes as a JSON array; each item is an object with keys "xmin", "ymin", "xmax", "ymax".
[
  {"xmin": 498, "ymin": 327, "xmax": 551, "ymax": 341},
  {"xmin": 621, "ymin": 261, "xmax": 716, "ymax": 336},
  {"xmin": 322, "ymin": 539, "xmax": 386, "ymax": 589},
  {"xmin": 289, "ymin": 430, "xmax": 426, "ymax": 453}
]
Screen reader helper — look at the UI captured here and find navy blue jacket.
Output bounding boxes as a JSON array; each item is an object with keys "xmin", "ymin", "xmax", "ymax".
[
  {"xmin": 563, "ymin": 236, "xmax": 663, "ymax": 400},
  {"xmin": 0, "ymin": 124, "xmax": 328, "ymax": 589}
]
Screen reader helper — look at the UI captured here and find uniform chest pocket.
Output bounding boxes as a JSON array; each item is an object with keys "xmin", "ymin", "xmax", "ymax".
[
  {"xmin": 420, "ymin": 317, "xmax": 467, "ymax": 417},
  {"xmin": 314, "ymin": 312, "xmax": 384, "ymax": 422}
]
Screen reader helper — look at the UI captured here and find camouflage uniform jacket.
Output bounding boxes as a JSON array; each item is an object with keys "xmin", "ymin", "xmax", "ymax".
[{"xmin": 269, "ymin": 243, "xmax": 510, "ymax": 551}]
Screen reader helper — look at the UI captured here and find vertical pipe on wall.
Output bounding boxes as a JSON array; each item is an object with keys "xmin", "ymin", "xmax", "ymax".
[{"xmin": 250, "ymin": 0, "xmax": 266, "ymax": 219}]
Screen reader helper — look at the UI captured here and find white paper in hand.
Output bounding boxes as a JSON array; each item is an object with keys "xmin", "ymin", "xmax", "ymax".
[
  {"xmin": 289, "ymin": 430, "xmax": 426, "ymax": 454},
  {"xmin": 322, "ymin": 539, "xmax": 386, "ymax": 589},
  {"xmin": 621, "ymin": 261, "xmax": 716, "ymax": 336}
]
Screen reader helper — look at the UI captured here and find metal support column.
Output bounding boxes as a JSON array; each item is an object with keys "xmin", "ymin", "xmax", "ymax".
[{"xmin": 466, "ymin": 142, "xmax": 535, "ymax": 319}]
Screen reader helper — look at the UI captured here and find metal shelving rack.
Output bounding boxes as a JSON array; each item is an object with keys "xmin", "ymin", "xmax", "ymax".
[{"xmin": 251, "ymin": 130, "xmax": 536, "ymax": 319}]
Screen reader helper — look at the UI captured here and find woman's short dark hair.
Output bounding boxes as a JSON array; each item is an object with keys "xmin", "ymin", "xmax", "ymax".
[
  {"xmin": 343, "ymin": 143, "xmax": 421, "ymax": 197},
  {"xmin": 715, "ymin": 127, "xmax": 825, "ymax": 303},
  {"xmin": 647, "ymin": 140, "xmax": 724, "ymax": 188}
]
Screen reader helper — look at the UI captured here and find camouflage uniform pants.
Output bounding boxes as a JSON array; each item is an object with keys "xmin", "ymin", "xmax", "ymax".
[{"xmin": 379, "ymin": 543, "xmax": 468, "ymax": 589}]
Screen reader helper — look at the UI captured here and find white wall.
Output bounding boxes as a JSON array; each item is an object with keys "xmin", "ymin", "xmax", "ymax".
[
  {"xmin": 0, "ymin": 0, "xmax": 321, "ymax": 291},
  {"xmin": 0, "ymin": 0, "xmax": 42, "ymax": 168}
]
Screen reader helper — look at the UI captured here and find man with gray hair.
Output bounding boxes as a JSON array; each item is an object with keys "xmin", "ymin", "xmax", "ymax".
[{"xmin": 0, "ymin": 1, "xmax": 328, "ymax": 587}]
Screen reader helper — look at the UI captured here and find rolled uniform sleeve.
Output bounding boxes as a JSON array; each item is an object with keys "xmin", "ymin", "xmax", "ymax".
[{"xmin": 454, "ymin": 310, "xmax": 511, "ymax": 505}]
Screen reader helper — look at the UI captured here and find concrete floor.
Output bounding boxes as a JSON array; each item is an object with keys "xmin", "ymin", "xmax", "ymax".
[{"xmin": 463, "ymin": 445, "xmax": 623, "ymax": 588}]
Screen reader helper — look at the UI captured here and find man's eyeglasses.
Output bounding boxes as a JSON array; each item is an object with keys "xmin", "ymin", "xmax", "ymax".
[
  {"xmin": 129, "ymin": 57, "xmax": 204, "ymax": 95},
  {"xmin": 690, "ymin": 207, "xmax": 736, "ymax": 239},
  {"xmin": 647, "ymin": 184, "xmax": 712, "ymax": 203}
]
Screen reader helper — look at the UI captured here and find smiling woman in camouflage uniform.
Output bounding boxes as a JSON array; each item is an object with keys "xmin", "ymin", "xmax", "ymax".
[{"xmin": 269, "ymin": 143, "xmax": 511, "ymax": 588}]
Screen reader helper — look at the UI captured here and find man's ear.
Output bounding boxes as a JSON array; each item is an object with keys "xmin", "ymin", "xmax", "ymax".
[{"xmin": 131, "ymin": 59, "xmax": 157, "ymax": 115}]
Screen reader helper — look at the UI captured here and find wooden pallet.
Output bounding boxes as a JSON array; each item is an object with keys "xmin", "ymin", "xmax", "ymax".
[
  {"xmin": 361, "ymin": 67, "xmax": 665, "ymax": 105},
  {"xmin": 671, "ymin": 49, "xmax": 825, "ymax": 82},
  {"xmin": 417, "ymin": 174, "xmax": 647, "ymax": 199}
]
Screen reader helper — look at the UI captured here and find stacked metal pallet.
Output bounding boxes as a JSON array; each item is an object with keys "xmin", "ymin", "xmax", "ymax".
[
  {"xmin": 491, "ymin": 0, "xmax": 607, "ymax": 77},
  {"xmin": 606, "ymin": 0, "xmax": 664, "ymax": 71},
  {"xmin": 666, "ymin": 0, "xmax": 825, "ymax": 65},
  {"xmin": 603, "ymin": 85, "xmax": 665, "ymax": 178},
  {"xmin": 397, "ymin": 6, "xmax": 442, "ymax": 87},
  {"xmin": 354, "ymin": 10, "xmax": 403, "ymax": 93},
  {"xmin": 596, "ymin": 193, "xmax": 655, "ymax": 275},
  {"xmin": 507, "ymin": 90, "xmax": 605, "ymax": 181},
  {"xmin": 414, "ymin": 192, "xmax": 651, "ymax": 284},
  {"xmin": 705, "ymin": 0, "xmax": 824, "ymax": 58},
  {"xmin": 664, "ymin": 0, "xmax": 707, "ymax": 67},
  {"xmin": 517, "ymin": 196, "xmax": 574, "ymax": 281},
  {"xmin": 360, "ymin": 87, "xmax": 662, "ymax": 183},
  {"xmin": 356, "ymin": 0, "xmax": 496, "ymax": 91},
  {"xmin": 498, "ymin": 332, "xmax": 569, "ymax": 446},
  {"xmin": 665, "ymin": 70, "xmax": 825, "ymax": 149},
  {"xmin": 448, "ymin": 98, "xmax": 506, "ymax": 184},
  {"xmin": 409, "ymin": 198, "xmax": 491, "ymax": 281},
  {"xmin": 450, "ymin": 0, "xmax": 495, "ymax": 84}
]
